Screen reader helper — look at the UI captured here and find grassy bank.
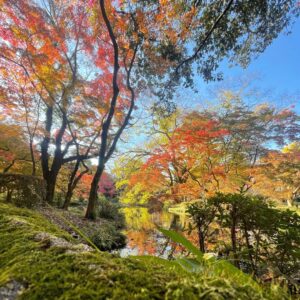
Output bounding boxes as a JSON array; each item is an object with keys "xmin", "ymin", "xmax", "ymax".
[{"xmin": 0, "ymin": 202, "xmax": 289, "ymax": 299}]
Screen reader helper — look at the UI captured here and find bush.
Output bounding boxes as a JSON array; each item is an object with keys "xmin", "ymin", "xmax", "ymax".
[
  {"xmin": 90, "ymin": 223, "xmax": 126, "ymax": 251},
  {"xmin": 97, "ymin": 197, "xmax": 125, "ymax": 229},
  {"xmin": 53, "ymin": 192, "xmax": 65, "ymax": 208},
  {"xmin": 187, "ymin": 193, "xmax": 300, "ymax": 290},
  {"xmin": 0, "ymin": 173, "xmax": 46, "ymax": 208}
]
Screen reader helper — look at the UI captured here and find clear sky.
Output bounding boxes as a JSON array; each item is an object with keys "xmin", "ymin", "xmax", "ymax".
[
  {"xmin": 189, "ymin": 17, "xmax": 300, "ymax": 111},
  {"xmin": 243, "ymin": 19, "xmax": 300, "ymax": 96}
]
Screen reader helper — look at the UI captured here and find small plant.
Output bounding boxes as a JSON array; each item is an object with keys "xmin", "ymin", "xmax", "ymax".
[
  {"xmin": 158, "ymin": 227, "xmax": 260, "ymax": 287},
  {"xmin": 91, "ymin": 223, "xmax": 126, "ymax": 251},
  {"xmin": 97, "ymin": 197, "xmax": 125, "ymax": 229}
]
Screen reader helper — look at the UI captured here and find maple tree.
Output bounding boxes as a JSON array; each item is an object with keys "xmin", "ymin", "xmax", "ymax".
[
  {"xmin": 206, "ymin": 95, "xmax": 300, "ymax": 193},
  {"xmin": 0, "ymin": 0, "xmax": 299, "ymax": 219},
  {"xmin": 254, "ymin": 143, "xmax": 300, "ymax": 206},
  {"xmin": 0, "ymin": 0, "xmax": 130, "ymax": 208},
  {"xmin": 83, "ymin": 0, "xmax": 300, "ymax": 218},
  {"xmin": 0, "ymin": 122, "xmax": 34, "ymax": 174},
  {"xmin": 121, "ymin": 93, "xmax": 300, "ymax": 205},
  {"xmin": 125, "ymin": 111, "xmax": 228, "ymax": 203}
]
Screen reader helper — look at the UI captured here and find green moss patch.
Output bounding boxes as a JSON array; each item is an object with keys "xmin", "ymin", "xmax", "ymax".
[{"xmin": 0, "ymin": 202, "xmax": 289, "ymax": 299}]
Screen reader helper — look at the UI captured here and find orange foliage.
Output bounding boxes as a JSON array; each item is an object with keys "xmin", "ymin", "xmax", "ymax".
[{"xmin": 129, "ymin": 117, "xmax": 228, "ymax": 203}]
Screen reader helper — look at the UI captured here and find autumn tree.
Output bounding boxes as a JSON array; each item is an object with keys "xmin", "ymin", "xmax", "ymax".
[
  {"xmin": 0, "ymin": 123, "xmax": 33, "ymax": 174},
  {"xmin": 123, "ymin": 110, "xmax": 228, "ymax": 204},
  {"xmin": 201, "ymin": 92, "xmax": 300, "ymax": 194},
  {"xmin": 123, "ymin": 93, "xmax": 300, "ymax": 204},
  {"xmin": 0, "ymin": 0, "xmax": 129, "ymax": 205},
  {"xmin": 1, "ymin": 0, "xmax": 299, "ymax": 218},
  {"xmin": 255, "ymin": 142, "xmax": 300, "ymax": 206}
]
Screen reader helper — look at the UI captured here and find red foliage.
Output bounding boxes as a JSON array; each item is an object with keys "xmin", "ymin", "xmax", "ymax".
[{"xmin": 76, "ymin": 172, "xmax": 115, "ymax": 199}]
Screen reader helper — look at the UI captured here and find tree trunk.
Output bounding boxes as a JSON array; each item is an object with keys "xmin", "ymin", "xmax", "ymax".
[
  {"xmin": 63, "ymin": 188, "xmax": 73, "ymax": 210},
  {"xmin": 63, "ymin": 160, "xmax": 80, "ymax": 210},
  {"xmin": 29, "ymin": 139, "xmax": 36, "ymax": 176},
  {"xmin": 45, "ymin": 175, "xmax": 56, "ymax": 203},
  {"xmin": 86, "ymin": 0, "xmax": 120, "ymax": 219},
  {"xmin": 230, "ymin": 205, "xmax": 239, "ymax": 268},
  {"xmin": 63, "ymin": 160, "xmax": 89, "ymax": 210},
  {"xmin": 198, "ymin": 225, "xmax": 206, "ymax": 253},
  {"xmin": 3, "ymin": 160, "xmax": 15, "ymax": 173},
  {"xmin": 41, "ymin": 106, "xmax": 53, "ymax": 181},
  {"xmin": 243, "ymin": 222, "xmax": 256, "ymax": 274},
  {"xmin": 85, "ymin": 165, "xmax": 104, "ymax": 219},
  {"xmin": 6, "ymin": 189, "xmax": 12, "ymax": 202},
  {"xmin": 42, "ymin": 107, "xmax": 67, "ymax": 204}
]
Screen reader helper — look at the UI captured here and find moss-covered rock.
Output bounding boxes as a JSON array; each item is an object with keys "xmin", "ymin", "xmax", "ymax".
[{"xmin": 0, "ymin": 202, "xmax": 289, "ymax": 299}]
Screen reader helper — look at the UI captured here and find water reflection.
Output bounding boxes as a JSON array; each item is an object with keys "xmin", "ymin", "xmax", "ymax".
[{"xmin": 119, "ymin": 207, "xmax": 192, "ymax": 257}]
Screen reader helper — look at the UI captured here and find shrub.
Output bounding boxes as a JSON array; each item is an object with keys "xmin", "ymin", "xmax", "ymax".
[
  {"xmin": 187, "ymin": 193, "xmax": 300, "ymax": 290},
  {"xmin": 97, "ymin": 197, "xmax": 125, "ymax": 229},
  {"xmin": 0, "ymin": 173, "xmax": 46, "ymax": 208},
  {"xmin": 53, "ymin": 192, "xmax": 65, "ymax": 208},
  {"xmin": 90, "ymin": 223, "xmax": 126, "ymax": 251}
]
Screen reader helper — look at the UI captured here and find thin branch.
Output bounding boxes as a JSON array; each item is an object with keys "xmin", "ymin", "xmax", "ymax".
[{"xmin": 175, "ymin": 0, "xmax": 234, "ymax": 74}]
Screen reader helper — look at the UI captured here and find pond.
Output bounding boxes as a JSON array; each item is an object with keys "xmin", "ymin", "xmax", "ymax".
[{"xmin": 119, "ymin": 207, "xmax": 193, "ymax": 258}]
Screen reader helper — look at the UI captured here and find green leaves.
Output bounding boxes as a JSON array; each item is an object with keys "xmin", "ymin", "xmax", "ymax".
[
  {"xmin": 158, "ymin": 227, "xmax": 203, "ymax": 261},
  {"xmin": 158, "ymin": 226, "xmax": 260, "ymax": 288},
  {"xmin": 175, "ymin": 257, "xmax": 203, "ymax": 273}
]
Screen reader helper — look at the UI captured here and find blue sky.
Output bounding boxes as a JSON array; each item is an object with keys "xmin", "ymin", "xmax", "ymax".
[
  {"xmin": 189, "ymin": 17, "xmax": 300, "ymax": 111},
  {"xmin": 244, "ymin": 19, "xmax": 300, "ymax": 96}
]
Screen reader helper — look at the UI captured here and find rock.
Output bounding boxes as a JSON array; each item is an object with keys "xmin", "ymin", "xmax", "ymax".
[
  {"xmin": 9, "ymin": 217, "xmax": 28, "ymax": 226},
  {"xmin": 0, "ymin": 280, "xmax": 24, "ymax": 300},
  {"xmin": 34, "ymin": 232, "xmax": 93, "ymax": 253},
  {"xmin": 65, "ymin": 243, "xmax": 93, "ymax": 254},
  {"xmin": 34, "ymin": 232, "xmax": 74, "ymax": 249}
]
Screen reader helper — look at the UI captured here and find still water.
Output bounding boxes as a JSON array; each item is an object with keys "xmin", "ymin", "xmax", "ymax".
[{"xmin": 119, "ymin": 207, "xmax": 191, "ymax": 257}]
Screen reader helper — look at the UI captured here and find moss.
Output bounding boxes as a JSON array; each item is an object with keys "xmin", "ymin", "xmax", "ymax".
[
  {"xmin": 0, "ymin": 202, "xmax": 290, "ymax": 299},
  {"xmin": 90, "ymin": 223, "xmax": 126, "ymax": 251}
]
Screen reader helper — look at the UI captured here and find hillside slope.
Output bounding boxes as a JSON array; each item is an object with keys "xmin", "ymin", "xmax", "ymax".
[{"xmin": 0, "ymin": 202, "xmax": 289, "ymax": 300}]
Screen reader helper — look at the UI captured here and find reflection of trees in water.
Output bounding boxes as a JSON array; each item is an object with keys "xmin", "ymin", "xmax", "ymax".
[
  {"xmin": 122, "ymin": 207, "xmax": 189, "ymax": 256},
  {"xmin": 122, "ymin": 207, "xmax": 155, "ymax": 231},
  {"xmin": 160, "ymin": 214, "xmax": 179, "ymax": 258},
  {"xmin": 121, "ymin": 207, "xmax": 200, "ymax": 257},
  {"xmin": 126, "ymin": 231, "xmax": 156, "ymax": 255},
  {"xmin": 159, "ymin": 214, "xmax": 191, "ymax": 258}
]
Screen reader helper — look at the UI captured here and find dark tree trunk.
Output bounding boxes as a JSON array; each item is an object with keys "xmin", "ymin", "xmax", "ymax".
[
  {"xmin": 230, "ymin": 204, "xmax": 239, "ymax": 268},
  {"xmin": 85, "ymin": 0, "xmax": 138, "ymax": 218},
  {"xmin": 86, "ymin": 0, "xmax": 119, "ymax": 219},
  {"xmin": 45, "ymin": 175, "xmax": 56, "ymax": 203},
  {"xmin": 41, "ymin": 106, "xmax": 54, "ymax": 202},
  {"xmin": 86, "ymin": 165, "xmax": 104, "ymax": 219},
  {"xmin": 6, "ymin": 189, "xmax": 12, "ymax": 202},
  {"xmin": 198, "ymin": 225, "xmax": 206, "ymax": 253},
  {"xmin": 243, "ymin": 222, "xmax": 256, "ymax": 274},
  {"xmin": 3, "ymin": 160, "xmax": 15, "ymax": 173},
  {"xmin": 41, "ymin": 106, "xmax": 69, "ymax": 204},
  {"xmin": 63, "ymin": 188, "xmax": 73, "ymax": 210},
  {"xmin": 63, "ymin": 160, "xmax": 89, "ymax": 210},
  {"xmin": 41, "ymin": 106, "xmax": 53, "ymax": 181},
  {"xmin": 63, "ymin": 161, "xmax": 80, "ymax": 209},
  {"xmin": 29, "ymin": 139, "xmax": 36, "ymax": 176}
]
